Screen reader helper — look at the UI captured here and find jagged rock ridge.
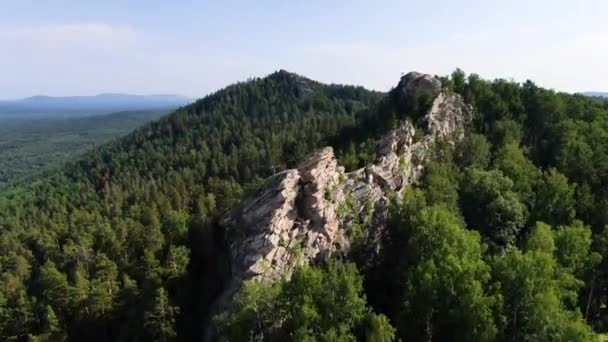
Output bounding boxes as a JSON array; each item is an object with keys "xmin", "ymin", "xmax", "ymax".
[{"xmin": 215, "ymin": 72, "xmax": 473, "ymax": 313}]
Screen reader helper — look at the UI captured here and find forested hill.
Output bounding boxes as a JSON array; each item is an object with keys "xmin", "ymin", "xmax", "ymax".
[
  {"xmin": 0, "ymin": 70, "xmax": 383, "ymax": 341},
  {"xmin": 4, "ymin": 68, "xmax": 608, "ymax": 341}
]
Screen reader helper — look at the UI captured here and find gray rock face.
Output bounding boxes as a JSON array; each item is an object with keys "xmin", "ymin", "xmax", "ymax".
[
  {"xmin": 223, "ymin": 169, "xmax": 301, "ymax": 282},
  {"xmin": 214, "ymin": 72, "xmax": 473, "ymax": 315},
  {"xmin": 426, "ymin": 92, "xmax": 472, "ymax": 139},
  {"xmin": 398, "ymin": 71, "xmax": 442, "ymax": 98}
]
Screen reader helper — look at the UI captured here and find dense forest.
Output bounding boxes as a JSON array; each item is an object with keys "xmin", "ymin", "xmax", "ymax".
[
  {"xmin": 2, "ymin": 69, "xmax": 608, "ymax": 341},
  {"xmin": 0, "ymin": 110, "xmax": 168, "ymax": 188},
  {"xmin": 0, "ymin": 71, "xmax": 382, "ymax": 341}
]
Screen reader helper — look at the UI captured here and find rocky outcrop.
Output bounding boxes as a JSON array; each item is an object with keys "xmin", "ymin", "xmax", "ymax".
[
  {"xmin": 397, "ymin": 71, "xmax": 442, "ymax": 98},
  {"xmin": 214, "ymin": 72, "xmax": 473, "ymax": 315},
  {"xmin": 426, "ymin": 91, "xmax": 472, "ymax": 139}
]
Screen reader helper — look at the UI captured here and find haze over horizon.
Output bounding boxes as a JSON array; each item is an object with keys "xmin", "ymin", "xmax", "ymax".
[
  {"xmin": 1, "ymin": 0, "xmax": 607, "ymax": 99},
  {"xmin": 2, "ymin": 93, "xmax": 191, "ymax": 102}
]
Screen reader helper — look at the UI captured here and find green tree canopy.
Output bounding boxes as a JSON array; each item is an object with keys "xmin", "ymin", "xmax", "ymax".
[
  {"xmin": 218, "ymin": 262, "xmax": 395, "ymax": 342},
  {"xmin": 460, "ymin": 168, "xmax": 527, "ymax": 250}
]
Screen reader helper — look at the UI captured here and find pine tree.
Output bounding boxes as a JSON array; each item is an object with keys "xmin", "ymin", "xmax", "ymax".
[{"xmin": 144, "ymin": 287, "xmax": 180, "ymax": 342}]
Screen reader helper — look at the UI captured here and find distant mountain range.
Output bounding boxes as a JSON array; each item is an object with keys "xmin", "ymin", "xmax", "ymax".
[
  {"xmin": 583, "ymin": 92, "xmax": 608, "ymax": 98},
  {"xmin": 0, "ymin": 93, "xmax": 192, "ymax": 119}
]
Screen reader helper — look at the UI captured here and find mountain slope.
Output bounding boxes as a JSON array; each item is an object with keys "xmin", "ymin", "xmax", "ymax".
[{"xmin": 0, "ymin": 70, "xmax": 382, "ymax": 341}]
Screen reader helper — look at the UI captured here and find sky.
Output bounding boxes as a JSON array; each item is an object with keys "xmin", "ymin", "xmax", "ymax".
[{"xmin": 0, "ymin": 0, "xmax": 607, "ymax": 99}]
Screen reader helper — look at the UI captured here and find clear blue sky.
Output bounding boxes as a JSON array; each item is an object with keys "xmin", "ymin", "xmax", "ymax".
[{"xmin": 1, "ymin": 0, "xmax": 606, "ymax": 99}]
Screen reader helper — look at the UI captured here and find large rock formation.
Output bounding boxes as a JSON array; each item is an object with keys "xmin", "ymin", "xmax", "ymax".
[
  {"xmin": 397, "ymin": 71, "xmax": 442, "ymax": 98},
  {"xmin": 214, "ymin": 72, "xmax": 473, "ymax": 315}
]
